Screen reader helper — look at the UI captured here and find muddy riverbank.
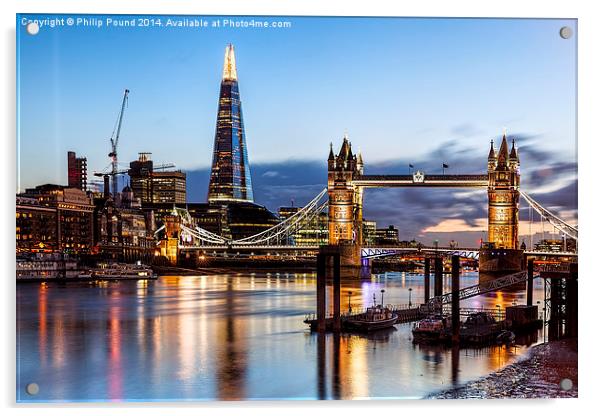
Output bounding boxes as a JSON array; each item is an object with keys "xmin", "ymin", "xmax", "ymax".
[{"xmin": 428, "ymin": 339, "xmax": 578, "ymax": 399}]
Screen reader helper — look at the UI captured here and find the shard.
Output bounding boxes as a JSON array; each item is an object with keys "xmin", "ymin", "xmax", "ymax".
[{"xmin": 207, "ymin": 44, "xmax": 254, "ymax": 203}]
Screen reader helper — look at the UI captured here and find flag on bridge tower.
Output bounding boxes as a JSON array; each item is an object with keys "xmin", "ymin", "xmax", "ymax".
[{"xmin": 442, "ymin": 163, "xmax": 449, "ymax": 174}]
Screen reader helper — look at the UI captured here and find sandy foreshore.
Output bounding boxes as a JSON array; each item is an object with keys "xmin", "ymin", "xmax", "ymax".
[{"xmin": 428, "ymin": 339, "xmax": 578, "ymax": 399}]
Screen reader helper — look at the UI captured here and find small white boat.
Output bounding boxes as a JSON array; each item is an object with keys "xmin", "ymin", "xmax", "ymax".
[
  {"xmin": 80, "ymin": 263, "xmax": 157, "ymax": 280},
  {"xmin": 344, "ymin": 305, "xmax": 398, "ymax": 332}
]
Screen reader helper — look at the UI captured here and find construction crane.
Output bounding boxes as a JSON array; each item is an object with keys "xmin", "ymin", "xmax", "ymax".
[
  {"xmin": 94, "ymin": 163, "xmax": 177, "ymax": 196},
  {"xmin": 107, "ymin": 89, "xmax": 129, "ymax": 198},
  {"xmin": 94, "ymin": 162, "xmax": 176, "ymax": 194}
]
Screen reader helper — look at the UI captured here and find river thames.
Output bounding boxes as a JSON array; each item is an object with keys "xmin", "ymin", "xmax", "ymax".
[{"xmin": 16, "ymin": 271, "xmax": 545, "ymax": 402}]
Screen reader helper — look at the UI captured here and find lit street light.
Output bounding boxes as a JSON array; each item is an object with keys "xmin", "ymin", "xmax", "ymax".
[
  {"xmin": 408, "ymin": 287, "xmax": 413, "ymax": 307},
  {"xmin": 348, "ymin": 291, "xmax": 353, "ymax": 313},
  {"xmin": 380, "ymin": 289, "xmax": 385, "ymax": 307},
  {"xmin": 496, "ymin": 304, "xmax": 501, "ymax": 321}
]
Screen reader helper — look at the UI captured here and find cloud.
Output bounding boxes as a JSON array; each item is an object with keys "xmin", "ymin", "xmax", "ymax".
[
  {"xmin": 423, "ymin": 218, "xmax": 488, "ymax": 233},
  {"xmin": 261, "ymin": 170, "xmax": 280, "ymax": 178},
  {"xmin": 450, "ymin": 123, "xmax": 483, "ymax": 138}
]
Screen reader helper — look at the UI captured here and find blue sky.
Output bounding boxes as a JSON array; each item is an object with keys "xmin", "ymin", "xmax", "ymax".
[{"xmin": 17, "ymin": 15, "xmax": 577, "ymax": 245}]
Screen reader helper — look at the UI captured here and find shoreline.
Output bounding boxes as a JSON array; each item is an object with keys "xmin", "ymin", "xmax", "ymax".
[{"xmin": 428, "ymin": 338, "xmax": 578, "ymax": 399}]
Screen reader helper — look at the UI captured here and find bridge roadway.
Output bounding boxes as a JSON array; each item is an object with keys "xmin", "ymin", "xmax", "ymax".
[
  {"xmin": 352, "ymin": 174, "xmax": 488, "ymax": 188},
  {"xmin": 179, "ymin": 244, "xmax": 576, "ymax": 259}
]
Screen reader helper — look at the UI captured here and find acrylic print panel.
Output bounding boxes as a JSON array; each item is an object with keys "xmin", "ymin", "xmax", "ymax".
[{"xmin": 16, "ymin": 14, "xmax": 578, "ymax": 402}]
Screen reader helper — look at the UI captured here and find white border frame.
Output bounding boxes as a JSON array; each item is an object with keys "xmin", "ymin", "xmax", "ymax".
[{"xmin": 2, "ymin": 1, "xmax": 600, "ymax": 414}]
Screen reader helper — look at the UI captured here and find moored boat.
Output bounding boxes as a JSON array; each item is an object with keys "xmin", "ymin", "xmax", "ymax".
[
  {"xmin": 496, "ymin": 330, "xmax": 516, "ymax": 344},
  {"xmin": 463, "ymin": 311, "xmax": 498, "ymax": 328},
  {"xmin": 412, "ymin": 315, "xmax": 450, "ymax": 343},
  {"xmin": 344, "ymin": 305, "xmax": 398, "ymax": 332},
  {"xmin": 80, "ymin": 263, "xmax": 157, "ymax": 280}
]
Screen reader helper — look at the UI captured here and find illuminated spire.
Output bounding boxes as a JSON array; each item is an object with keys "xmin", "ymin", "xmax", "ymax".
[
  {"xmin": 496, "ymin": 131, "xmax": 509, "ymax": 170},
  {"xmin": 328, "ymin": 142, "xmax": 335, "ymax": 160},
  {"xmin": 509, "ymin": 138, "xmax": 518, "ymax": 161},
  {"xmin": 347, "ymin": 144, "xmax": 354, "ymax": 162},
  {"xmin": 488, "ymin": 139, "xmax": 496, "ymax": 160},
  {"xmin": 338, "ymin": 135, "xmax": 350, "ymax": 160},
  {"xmin": 222, "ymin": 44, "xmax": 238, "ymax": 81}
]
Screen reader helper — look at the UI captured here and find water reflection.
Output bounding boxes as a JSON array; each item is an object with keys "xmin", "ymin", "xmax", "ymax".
[
  {"xmin": 216, "ymin": 278, "xmax": 247, "ymax": 400},
  {"xmin": 17, "ymin": 271, "xmax": 543, "ymax": 402}
]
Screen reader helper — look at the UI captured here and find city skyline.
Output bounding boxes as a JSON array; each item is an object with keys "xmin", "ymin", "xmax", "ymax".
[{"xmin": 17, "ymin": 15, "xmax": 577, "ymax": 245}]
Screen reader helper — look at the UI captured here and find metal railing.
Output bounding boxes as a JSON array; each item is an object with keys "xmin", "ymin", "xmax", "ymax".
[
  {"xmin": 427, "ymin": 270, "xmax": 530, "ymax": 309},
  {"xmin": 537, "ymin": 263, "xmax": 574, "ymax": 273}
]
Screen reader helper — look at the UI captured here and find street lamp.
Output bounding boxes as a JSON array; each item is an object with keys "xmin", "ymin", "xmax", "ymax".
[
  {"xmin": 380, "ymin": 289, "xmax": 385, "ymax": 307},
  {"xmin": 408, "ymin": 288, "xmax": 413, "ymax": 307},
  {"xmin": 348, "ymin": 291, "xmax": 353, "ymax": 313},
  {"xmin": 496, "ymin": 304, "xmax": 501, "ymax": 321},
  {"xmin": 433, "ymin": 240, "xmax": 439, "ymax": 257}
]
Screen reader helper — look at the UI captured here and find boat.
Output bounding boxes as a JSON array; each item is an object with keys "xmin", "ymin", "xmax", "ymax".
[
  {"xmin": 412, "ymin": 315, "xmax": 451, "ymax": 343},
  {"xmin": 344, "ymin": 305, "xmax": 398, "ymax": 332},
  {"xmin": 80, "ymin": 263, "xmax": 157, "ymax": 280},
  {"xmin": 496, "ymin": 330, "xmax": 516, "ymax": 344},
  {"xmin": 462, "ymin": 311, "xmax": 498, "ymax": 328}
]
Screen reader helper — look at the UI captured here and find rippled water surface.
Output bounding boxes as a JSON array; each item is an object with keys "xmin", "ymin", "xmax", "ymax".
[{"xmin": 16, "ymin": 271, "xmax": 545, "ymax": 401}]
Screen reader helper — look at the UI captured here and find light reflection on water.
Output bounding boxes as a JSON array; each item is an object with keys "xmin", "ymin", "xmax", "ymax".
[{"xmin": 16, "ymin": 271, "xmax": 544, "ymax": 401}]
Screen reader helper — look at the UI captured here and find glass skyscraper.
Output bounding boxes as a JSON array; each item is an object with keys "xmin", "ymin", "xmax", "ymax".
[{"xmin": 207, "ymin": 44, "xmax": 254, "ymax": 203}]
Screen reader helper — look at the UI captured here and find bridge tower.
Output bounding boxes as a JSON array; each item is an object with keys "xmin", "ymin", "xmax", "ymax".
[
  {"xmin": 481, "ymin": 133, "xmax": 523, "ymax": 284},
  {"xmin": 487, "ymin": 133, "xmax": 520, "ymax": 249},
  {"xmin": 327, "ymin": 135, "xmax": 363, "ymax": 267},
  {"xmin": 158, "ymin": 206, "xmax": 181, "ymax": 265}
]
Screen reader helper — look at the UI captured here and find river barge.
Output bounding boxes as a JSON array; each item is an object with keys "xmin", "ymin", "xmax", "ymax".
[{"xmin": 80, "ymin": 263, "xmax": 157, "ymax": 280}]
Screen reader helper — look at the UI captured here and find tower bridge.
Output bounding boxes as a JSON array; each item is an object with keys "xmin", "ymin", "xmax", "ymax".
[
  {"xmin": 326, "ymin": 133, "xmax": 523, "ymax": 272},
  {"xmin": 163, "ymin": 133, "xmax": 577, "ymax": 273}
]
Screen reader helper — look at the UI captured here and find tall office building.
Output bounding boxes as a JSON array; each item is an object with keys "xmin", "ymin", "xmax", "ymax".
[
  {"xmin": 375, "ymin": 225, "xmax": 399, "ymax": 245},
  {"xmin": 362, "ymin": 220, "xmax": 377, "ymax": 246},
  {"xmin": 207, "ymin": 44, "xmax": 254, "ymax": 203},
  {"xmin": 152, "ymin": 171, "xmax": 187, "ymax": 204},
  {"xmin": 129, "ymin": 152, "xmax": 154, "ymax": 204},
  {"xmin": 67, "ymin": 151, "xmax": 87, "ymax": 191},
  {"xmin": 129, "ymin": 152, "xmax": 186, "ymax": 205}
]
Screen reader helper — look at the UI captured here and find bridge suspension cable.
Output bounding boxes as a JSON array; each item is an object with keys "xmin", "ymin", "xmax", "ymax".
[
  {"xmin": 233, "ymin": 188, "xmax": 328, "ymax": 245},
  {"xmin": 181, "ymin": 224, "xmax": 228, "ymax": 245},
  {"xmin": 179, "ymin": 188, "xmax": 328, "ymax": 247},
  {"xmin": 520, "ymin": 190, "xmax": 577, "ymax": 240}
]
